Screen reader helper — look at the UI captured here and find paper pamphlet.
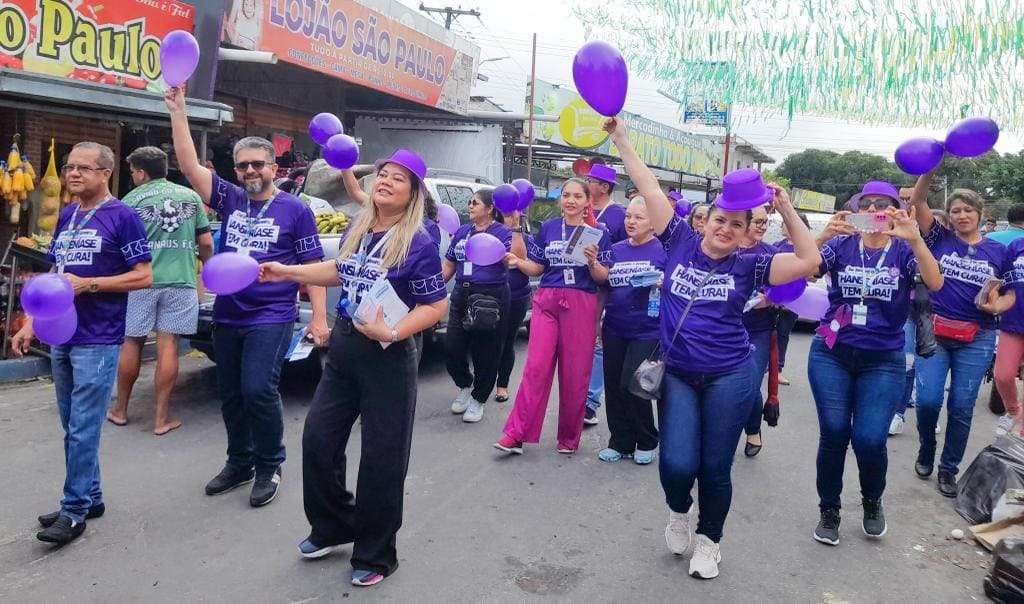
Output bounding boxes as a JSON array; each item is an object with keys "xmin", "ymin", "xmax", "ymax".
[{"xmin": 355, "ymin": 277, "xmax": 410, "ymax": 349}]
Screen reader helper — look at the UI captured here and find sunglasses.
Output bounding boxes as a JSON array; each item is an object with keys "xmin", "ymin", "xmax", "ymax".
[
  {"xmin": 234, "ymin": 160, "xmax": 267, "ymax": 171},
  {"xmin": 854, "ymin": 197, "xmax": 899, "ymax": 211}
]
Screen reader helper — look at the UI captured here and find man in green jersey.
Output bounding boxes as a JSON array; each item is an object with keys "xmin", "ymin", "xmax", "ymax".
[{"xmin": 110, "ymin": 146, "xmax": 214, "ymax": 435}]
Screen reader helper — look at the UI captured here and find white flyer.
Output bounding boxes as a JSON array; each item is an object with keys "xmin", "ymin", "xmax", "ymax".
[
  {"xmin": 354, "ymin": 277, "xmax": 410, "ymax": 349},
  {"xmin": 564, "ymin": 225, "xmax": 604, "ymax": 265}
]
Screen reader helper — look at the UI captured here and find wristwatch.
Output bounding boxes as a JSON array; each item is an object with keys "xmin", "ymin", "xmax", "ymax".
[
  {"xmin": 88, "ymin": 280, "xmax": 99, "ymax": 293},
  {"xmin": 511, "ymin": 226, "xmax": 524, "ymax": 233},
  {"xmin": 390, "ymin": 328, "xmax": 399, "ymax": 343}
]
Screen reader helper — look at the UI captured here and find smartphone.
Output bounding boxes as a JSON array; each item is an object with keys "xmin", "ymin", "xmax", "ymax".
[
  {"xmin": 846, "ymin": 213, "xmax": 889, "ymax": 233},
  {"xmin": 974, "ymin": 277, "xmax": 1005, "ymax": 308}
]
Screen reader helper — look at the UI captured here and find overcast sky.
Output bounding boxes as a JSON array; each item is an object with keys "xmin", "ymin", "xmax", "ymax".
[{"xmin": 400, "ymin": 0, "xmax": 1024, "ymax": 165}]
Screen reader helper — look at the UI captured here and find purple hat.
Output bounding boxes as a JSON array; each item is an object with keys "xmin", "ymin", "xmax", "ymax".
[
  {"xmin": 667, "ymin": 190, "xmax": 683, "ymax": 201},
  {"xmin": 849, "ymin": 181, "xmax": 902, "ymax": 211},
  {"xmin": 374, "ymin": 149, "xmax": 428, "ymax": 198},
  {"xmin": 714, "ymin": 168, "xmax": 773, "ymax": 211},
  {"xmin": 586, "ymin": 163, "xmax": 617, "ymax": 185}
]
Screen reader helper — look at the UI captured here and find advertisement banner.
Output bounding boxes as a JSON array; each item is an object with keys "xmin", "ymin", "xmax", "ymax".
[
  {"xmin": 223, "ymin": 0, "xmax": 477, "ymax": 114},
  {"xmin": 0, "ymin": 0, "xmax": 196, "ymax": 92},
  {"xmin": 791, "ymin": 188, "xmax": 837, "ymax": 213},
  {"xmin": 683, "ymin": 97, "xmax": 730, "ymax": 128},
  {"xmin": 530, "ymin": 80, "xmax": 722, "ymax": 177}
]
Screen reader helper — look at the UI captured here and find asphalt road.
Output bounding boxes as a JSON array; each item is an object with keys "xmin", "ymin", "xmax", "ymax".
[{"xmin": 0, "ymin": 332, "xmax": 1001, "ymax": 602}]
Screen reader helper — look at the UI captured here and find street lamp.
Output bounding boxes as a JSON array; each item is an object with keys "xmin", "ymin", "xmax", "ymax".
[{"xmin": 479, "ymin": 56, "xmax": 511, "ymax": 66}]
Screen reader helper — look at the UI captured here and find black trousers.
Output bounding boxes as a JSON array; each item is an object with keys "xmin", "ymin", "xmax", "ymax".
[
  {"xmin": 602, "ymin": 330, "xmax": 659, "ymax": 453},
  {"xmin": 302, "ymin": 320, "xmax": 418, "ymax": 577},
  {"xmin": 496, "ymin": 295, "xmax": 531, "ymax": 389},
  {"xmin": 445, "ymin": 283, "xmax": 510, "ymax": 404},
  {"xmin": 775, "ymin": 309, "xmax": 800, "ymax": 370}
]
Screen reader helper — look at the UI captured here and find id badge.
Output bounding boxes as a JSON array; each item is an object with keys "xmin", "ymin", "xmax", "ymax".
[
  {"xmin": 463, "ymin": 262, "xmax": 473, "ymax": 277},
  {"xmin": 852, "ymin": 303, "xmax": 868, "ymax": 326},
  {"xmin": 563, "ymin": 268, "xmax": 576, "ymax": 285}
]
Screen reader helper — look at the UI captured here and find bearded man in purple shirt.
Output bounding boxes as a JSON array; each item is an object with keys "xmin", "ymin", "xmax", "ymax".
[{"xmin": 13, "ymin": 142, "xmax": 153, "ymax": 546}]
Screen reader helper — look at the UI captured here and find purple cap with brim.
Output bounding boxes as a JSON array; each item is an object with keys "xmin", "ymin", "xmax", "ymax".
[
  {"xmin": 849, "ymin": 181, "xmax": 903, "ymax": 211},
  {"xmin": 586, "ymin": 163, "xmax": 617, "ymax": 185},
  {"xmin": 374, "ymin": 149, "xmax": 429, "ymax": 196},
  {"xmin": 714, "ymin": 168, "xmax": 773, "ymax": 211},
  {"xmin": 668, "ymin": 191, "xmax": 683, "ymax": 201}
]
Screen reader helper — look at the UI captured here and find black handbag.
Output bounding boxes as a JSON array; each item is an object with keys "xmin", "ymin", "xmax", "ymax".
[{"xmin": 463, "ymin": 293, "xmax": 502, "ymax": 331}]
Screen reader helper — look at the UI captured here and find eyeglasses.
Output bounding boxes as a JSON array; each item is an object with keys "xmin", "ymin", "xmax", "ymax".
[
  {"xmin": 234, "ymin": 160, "xmax": 267, "ymax": 172},
  {"xmin": 62, "ymin": 164, "xmax": 107, "ymax": 175},
  {"xmin": 751, "ymin": 219, "xmax": 768, "ymax": 227}
]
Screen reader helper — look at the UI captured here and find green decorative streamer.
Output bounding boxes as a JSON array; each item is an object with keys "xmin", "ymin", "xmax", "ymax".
[{"xmin": 572, "ymin": 0, "xmax": 1024, "ymax": 130}]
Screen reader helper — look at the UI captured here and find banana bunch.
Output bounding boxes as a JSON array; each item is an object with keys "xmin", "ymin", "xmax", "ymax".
[
  {"xmin": 3, "ymin": 134, "xmax": 35, "ymax": 206},
  {"xmin": 315, "ymin": 212, "xmax": 349, "ymax": 234}
]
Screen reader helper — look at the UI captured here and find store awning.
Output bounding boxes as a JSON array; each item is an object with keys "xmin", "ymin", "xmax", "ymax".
[{"xmin": 0, "ymin": 69, "xmax": 232, "ymax": 130}]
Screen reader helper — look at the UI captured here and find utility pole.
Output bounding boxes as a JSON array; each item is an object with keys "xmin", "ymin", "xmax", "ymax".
[
  {"xmin": 418, "ymin": 4, "xmax": 480, "ymax": 29},
  {"xmin": 526, "ymin": 33, "xmax": 537, "ymax": 183}
]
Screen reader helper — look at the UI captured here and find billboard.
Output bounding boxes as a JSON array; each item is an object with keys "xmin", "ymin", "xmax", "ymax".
[
  {"xmin": 0, "ymin": 0, "xmax": 196, "ymax": 92},
  {"xmin": 791, "ymin": 188, "xmax": 837, "ymax": 213},
  {"xmin": 683, "ymin": 97, "xmax": 730, "ymax": 128},
  {"xmin": 223, "ymin": 0, "xmax": 478, "ymax": 114},
  {"xmin": 530, "ymin": 80, "xmax": 722, "ymax": 177}
]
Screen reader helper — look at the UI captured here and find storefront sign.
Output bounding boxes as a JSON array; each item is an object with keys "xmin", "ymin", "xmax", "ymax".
[
  {"xmin": 0, "ymin": 0, "xmax": 195, "ymax": 92},
  {"xmin": 684, "ymin": 97, "xmax": 730, "ymax": 128},
  {"xmin": 791, "ymin": 188, "xmax": 837, "ymax": 213},
  {"xmin": 223, "ymin": 0, "xmax": 478, "ymax": 114},
  {"xmin": 530, "ymin": 80, "xmax": 722, "ymax": 177}
]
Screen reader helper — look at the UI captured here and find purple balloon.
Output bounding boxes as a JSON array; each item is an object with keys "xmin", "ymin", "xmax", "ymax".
[
  {"xmin": 783, "ymin": 286, "xmax": 830, "ymax": 321},
  {"xmin": 309, "ymin": 113, "xmax": 343, "ymax": 146},
  {"xmin": 20, "ymin": 273, "xmax": 73, "ymax": 319},
  {"xmin": 766, "ymin": 279, "xmax": 807, "ymax": 304},
  {"xmin": 674, "ymin": 199, "xmax": 692, "ymax": 219},
  {"xmin": 894, "ymin": 138, "xmax": 944, "ymax": 175},
  {"xmin": 160, "ymin": 30, "xmax": 200, "ymax": 87},
  {"xmin": 493, "ymin": 184, "xmax": 520, "ymax": 215},
  {"xmin": 465, "ymin": 233, "xmax": 506, "ymax": 266},
  {"xmin": 572, "ymin": 41, "xmax": 628, "ymax": 117},
  {"xmin": 34, "ymin": 306, "xmax": 78, "ymax": 346},
  {"xmin": 323, "ymin": 134, "xmax": 359, "ymax": 170},
  {"xmin": 202, "ymin": 252, "xmax": 259, "ymax": 296},
  {"xmin": 437, "ymin": 203, "xmax": 460, "ymax": 235},
  {"xmin": 511, "ymin": 178, "xmax": 535, "ymax": 211},
  {"xmin": 945, "ymin": 117, "xmax": 1000, "ymax": 158}
]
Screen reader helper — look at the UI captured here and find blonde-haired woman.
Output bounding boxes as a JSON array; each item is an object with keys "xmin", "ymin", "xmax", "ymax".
[{"xmin": 260, "ymin": 150, "xmax": 448, "ymax": 587}]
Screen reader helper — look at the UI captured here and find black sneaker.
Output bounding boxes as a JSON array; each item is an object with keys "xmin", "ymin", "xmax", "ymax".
[
  {"xmin": 583, "ymin": 407, "xmax": 599, "ymax": 426},
  {"xmin": 36, "ymin": 515, "xmax": 85, "ymax": 545},
  {"xmin": 937, "ymin": 471, "xmax": 958, "ymax": 498},
  {"xmin": 205, "ymin": 465, "xmax": 255, "ymax": 496},
  {"xmin": 250, "ymin": 467, "xmax": 282, "ymax": 507},
  {"xmin": 915, "ymin": 462, "xmax": 933, "ymax": 478},
  {"xmin": 813, "ymin": 507, "xmax": 841, "ymax": 546},
  {"xmin": 862, "ymin": 498, "xmax": 887, "ymax": 538},
  {"xmin": 38, "ymin": 503, "xmax": 104, "ymax": 528}
]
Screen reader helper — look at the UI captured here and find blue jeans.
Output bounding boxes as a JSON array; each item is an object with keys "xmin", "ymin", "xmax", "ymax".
[
  {"xmin": 213, "ymin": 322, "xmax": 293, "ymax": 476},
  {"xmin": 658, "ymin": 359, "xmax": 755, "ymax": 542},
  {"xmin": 895, "ymin": 320, "xmax": 916, "ymax": 418},
  {"xmin": 51, "ymin": 344, "xmax": 121, "ymax": 523},
  {"xmin": 915, "ymin": 328, "xmax": 998, "ymax": 474},
  {"xmin": 586, "ymin": 343, "xmax": 604, "ymax": 411},
  {"xmin": 745, "ymin": 330, "xmax": 772, "ymax": 436},
  {"xmin": 808, "ymin": 338, "xmax": 905, "ymax": 510}
]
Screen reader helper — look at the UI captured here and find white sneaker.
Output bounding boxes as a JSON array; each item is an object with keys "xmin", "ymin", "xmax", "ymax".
[
  {"xmin": 997, "ymin": 414, "xmax": 1014, "ymax": 436},
  {"xmin": 665, "ymin": 507, "xmax": 694, "ymax": 556},
  {"xmin": 888, "ymin": 414, "xmax": 905, "ymax": 436},
  {"xmin": 450, "ymin": 388, "xmax": 472, "ymax": 414},
  {"xmin": 689, "ymin": 534, "xmax": 722, "ymax": 579},
  {"xmin": 463, "ymin": 400, "xmax": 485, "ymax": 423}
]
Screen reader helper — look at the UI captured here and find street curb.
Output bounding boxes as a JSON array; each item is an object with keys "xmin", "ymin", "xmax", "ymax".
[{"xmin": 0, "ymin": 355, "xmax": 51, "ymax": 383}]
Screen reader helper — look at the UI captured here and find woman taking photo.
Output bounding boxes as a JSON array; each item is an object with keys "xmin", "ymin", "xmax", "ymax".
[
  {"xmin": 585, "ymin": 197, "xmax": 664, "ymax": 464},
  {"xmin": 259, "ymin": 150, "xmax": 448, "ymax": 587},
  {"xmin": 808, "ymin": 182, "xmax": 943, "ymax": 547},
  {"xmin": 494, "ymin": 178, "xmax": 610, "ymax": 455},
  {"xmin": 738, "ymin": 204, "xmax": 777, "ymax": 457},
  {"xmin": 607, "ymin": 118, "xmax": 820, "ymax": 580},
  {"xmin": 443, "ymin": 188, "xmax": 521, "ymax": 423},
  {"xmin": 910, "ymin": 173, "xmax": 1013, "ymax": 497},
  {"xmin": 495, "ymin": 212, "xmax": 534, "ymax": 403}
]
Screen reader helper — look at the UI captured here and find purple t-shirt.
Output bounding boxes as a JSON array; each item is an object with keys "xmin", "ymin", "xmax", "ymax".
[
  {"xmin": 772, "ymin": 238, "xmax": 795, "ymax": 253},
  {"xmin": 1000, "ymin": 238, "xmax": 1024, "ymax": 334},
  {"xmin": 48, "ymin": 200, "xmax": 152, "ymax": 345},
  {"xmin": 658, "ymin": 216, "xmax": 774, "ymax": 373},
  {"xmin": 507, "ymin": 234, "xmax": 533, "ymax": 300},
  {"xmin": 602, "ymin": 238, "xmax": 666, "ymax": 341},
  {"xmin": 924, "ymin": 221, "xmax": 1007, "ymax": 329},
  {"xmin": 819, "ymin": 235, "xmax": 918, "ymax": 350},
  {"xmin": 424, "ymin": 218, "xmax": 442, "ymax": 247},
  {"xmin": 527, "ymin": 218, "xmax": 611, "ymax": 293},
  {"xmin": 445, "ymin": 222, "xmax": 512, "ymax": 286},
  {"xmin": 210, "ymin": 175, "xmax": 324, "ymax": 326},
  {"xmin": 740, "ymin": 241, "xmax": 779, "ymax": 333},
  {"xmin": 335, "ymin": 228, "xmax": 447, "ymax": 318},
  {"xmin": 595, "ymin": 202, "xmax": 627, "ymax": 243}
]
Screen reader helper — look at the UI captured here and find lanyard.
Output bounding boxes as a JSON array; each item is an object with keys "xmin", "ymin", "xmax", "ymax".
[
  {"xmin": 594, "ymin": 203, "xmax": 612, "ymax": 223},
  {"xmin": 58, "ymin": 198, "xmax": 109, "ymax": 273},
  {"xmin": 858, "ymin": 239, "xmax": 891, "ymax": 303},
  {"xmin": 560, "ymin": 220, "xmax": 581, "ymax": 243},
  {"xmin": 240, "ymin": 196, "xmax": 274, "ymax": 252},
  {"xmin": 347, "ymin": 229, "xmax": 394, "ymax": 305}
]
